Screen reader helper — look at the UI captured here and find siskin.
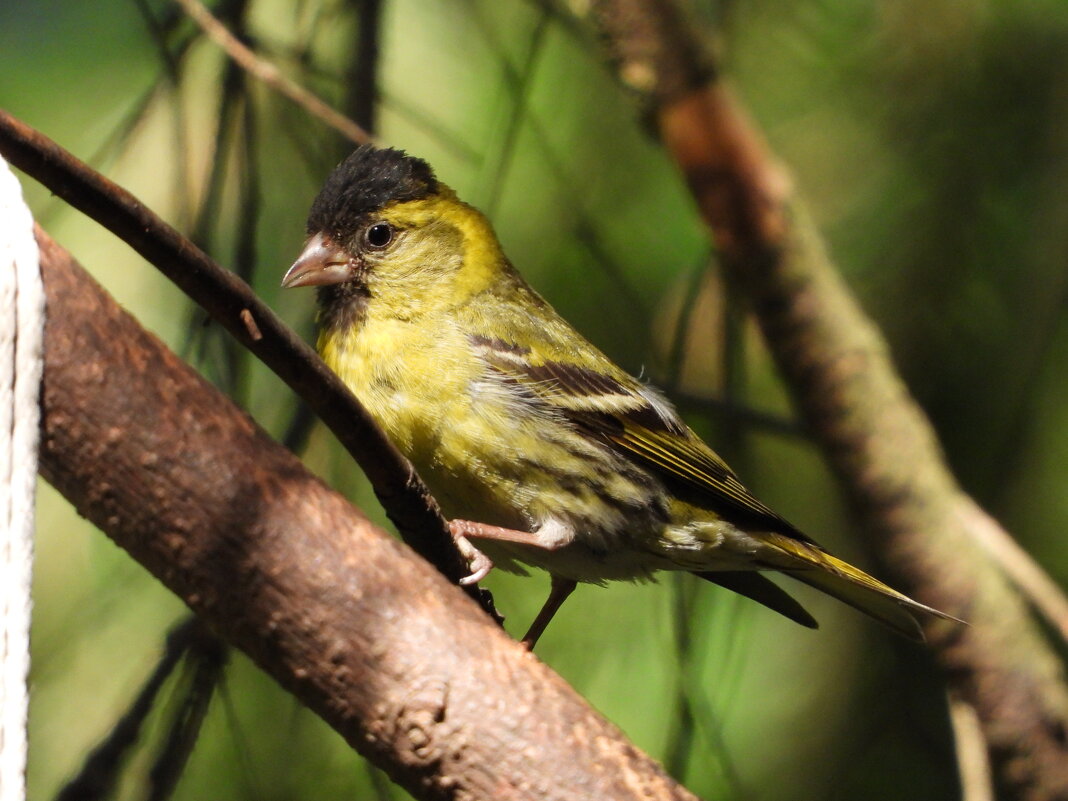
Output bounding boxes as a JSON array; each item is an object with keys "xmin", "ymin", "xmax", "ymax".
[{"xmin": 283, "ymin": 145, "xmax": 955, "ymax": 648}]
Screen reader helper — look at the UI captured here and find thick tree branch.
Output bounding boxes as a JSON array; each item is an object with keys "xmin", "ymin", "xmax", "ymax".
[
  {"xmin": 34, "ymin": 228, "xmax": 699, "ymax": 801},
  {"xmin": 590, "ymin": 2, "xmax": 1068, "ymax": 800},
  {"xmin": 0, "ymin": 109, "xmax": 495, "ymax": 612}
]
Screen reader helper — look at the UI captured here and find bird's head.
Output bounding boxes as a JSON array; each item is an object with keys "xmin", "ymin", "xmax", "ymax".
[{"xmin": 282, "ymin": 145, "xmax": 503, "ymax": 322}]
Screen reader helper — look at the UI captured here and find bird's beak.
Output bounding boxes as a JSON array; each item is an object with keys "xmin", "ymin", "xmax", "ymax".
[{"xmin": 281, "ymin": 232, "xmax": 354, "ymax": 288}]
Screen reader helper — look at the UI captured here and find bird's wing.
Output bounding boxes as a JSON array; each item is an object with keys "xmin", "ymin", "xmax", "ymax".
[{"xmin": 469, "ymin": 329, "xmax": 814, "ymax": 543}]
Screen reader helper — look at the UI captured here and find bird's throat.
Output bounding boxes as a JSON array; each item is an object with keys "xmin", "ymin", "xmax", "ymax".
[{"xmin": 316, "ymin": 281, "xmax": 370, "ymax": 336}]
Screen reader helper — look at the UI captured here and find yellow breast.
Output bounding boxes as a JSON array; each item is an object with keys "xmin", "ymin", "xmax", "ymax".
[{"xmin": 319, "ymin": 310, "xmax": 474, "ymax": 462}]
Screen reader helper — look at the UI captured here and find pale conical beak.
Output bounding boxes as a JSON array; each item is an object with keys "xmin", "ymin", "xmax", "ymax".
[{"xmin": 281, "ymin": 232, "xmax": 354, "ymax": 288}]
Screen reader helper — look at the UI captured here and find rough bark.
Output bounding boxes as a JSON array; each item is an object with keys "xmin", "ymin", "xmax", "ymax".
[
  {"xmin": 35, "ymin": 228, "xmax": 700, "ymax": 801},
  {"xmin": 590, "ymin": 2, "xmax": 1068, "ymax": 800}
]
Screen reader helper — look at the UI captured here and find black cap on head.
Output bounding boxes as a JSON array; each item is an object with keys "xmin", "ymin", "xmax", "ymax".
[{"xmin": 307, "ymin": 145, "xmax": 439, "ymax": 235}]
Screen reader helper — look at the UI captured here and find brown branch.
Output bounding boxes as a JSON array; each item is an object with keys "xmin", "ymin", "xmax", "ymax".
[
  {"xmin": 589, "ymin": 2, "xmax": 1068, "ymax": 800},
  {"xmin": 173, "ymin": 0, "xmax": 372, "ymax": 145},
  {"xmin": 0, "ymin": 109, "xmax": 492, "ymax": 613},
  {"xmin": 34, "ymin": 228, "xmax": 700, "ymax": 801}
]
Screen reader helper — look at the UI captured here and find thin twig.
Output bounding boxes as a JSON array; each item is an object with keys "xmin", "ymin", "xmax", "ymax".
[
  {"xmin": 0, "ymin": 110, "xmax": 493, "ymax": 616},
  {"xmin": 947, "ymin": 692, "xmax": 995, "ymax": 801},
  {"xmin": 173, "ymin": 0, "xmax": 372, "ymax": 145},
  {"xmin": 148, "ymin": 631, "xmax": 228, "ymax": 801}
]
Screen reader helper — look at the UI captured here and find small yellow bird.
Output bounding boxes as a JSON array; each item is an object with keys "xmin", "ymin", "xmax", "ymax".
[{"xmin": 283, "ymin": 145, "xmax": 954, "ymax": 648}]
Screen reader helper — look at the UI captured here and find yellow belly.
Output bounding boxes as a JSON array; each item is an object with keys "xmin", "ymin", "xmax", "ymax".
[{"xmin": 317, "ymin": 312, "xmax": 684, "ymax": 581}]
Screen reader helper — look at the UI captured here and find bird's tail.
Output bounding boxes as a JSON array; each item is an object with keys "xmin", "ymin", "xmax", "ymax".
[{"xmin": 763, "ymin": 533, "xmax": 962, "ymax": 641}]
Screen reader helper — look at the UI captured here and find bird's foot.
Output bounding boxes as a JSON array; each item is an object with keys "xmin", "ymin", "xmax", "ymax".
[
  {"xmin": 450, "ymin": 518, "xmax": 566, "ymax": 587},
  {"xmin": 448, "ymin": 522, "xmax": 494, "ymax": 585}
]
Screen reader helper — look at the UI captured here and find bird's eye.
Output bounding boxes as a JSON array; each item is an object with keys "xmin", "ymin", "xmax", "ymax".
[{"xmin": 364, "ymin": 222, "xmax": 394, "ymax": 249}]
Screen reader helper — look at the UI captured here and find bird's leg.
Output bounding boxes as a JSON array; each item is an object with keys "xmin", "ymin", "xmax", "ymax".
[
  {"xmin": 521, "ymin": 576, "xmax": 577, "ymax": 650},
  {"xmin": 449, "ymin": 519, "xmax": 553, "ymax": 586},
  {"xmin": 449, "ymin": 518, "xmax": 574, "ymax": 586},
  {"xmin": 448, "ymin": 520, "xmax": 577, "ymax": 648},
  {"xmin": 450, "ymin": 521, "xmax": 576, "ymax": 551},
  {"xmin": 449, "ymin": 519, "xmax": 566, "ymax": 549}
]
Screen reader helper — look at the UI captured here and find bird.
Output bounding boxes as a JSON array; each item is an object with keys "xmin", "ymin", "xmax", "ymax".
[{"xmin": 282, "ymin": 144, "xmax": 956, "ymax": 648}]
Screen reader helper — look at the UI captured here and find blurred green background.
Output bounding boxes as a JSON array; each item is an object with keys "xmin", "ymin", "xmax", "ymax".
[{"xmin": 4, "ymin": 0, "xmax": 1068, "ymax": 799}]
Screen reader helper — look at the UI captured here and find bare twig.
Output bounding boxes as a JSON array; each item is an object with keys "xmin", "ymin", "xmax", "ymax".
[
  {"xmin": 173, "ymin": 0, "xmax": 372, "ymax": 145},
  {"xmin": 948, "ymin": 692, "xmax": 996, "ymax": 801}
]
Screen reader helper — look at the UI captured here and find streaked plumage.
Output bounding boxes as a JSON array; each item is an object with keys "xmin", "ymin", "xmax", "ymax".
[{"xmin": 283, "ymin": 145, "xmax": 957, "ymax": 646}]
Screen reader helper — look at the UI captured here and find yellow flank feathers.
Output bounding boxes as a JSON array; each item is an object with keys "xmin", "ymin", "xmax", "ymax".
[{"xmin": 284, "ymin": 144, "xmax": 960, "ymax": 647}]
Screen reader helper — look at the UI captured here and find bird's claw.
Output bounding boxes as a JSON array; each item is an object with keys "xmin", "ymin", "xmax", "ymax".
[
  {"xmin": 459, "ymin": 551, "xmax": 493, "ymax": 585},
  {"xmin": 450, "ymin": 524, "xmax": 494, "ymax": 585}
]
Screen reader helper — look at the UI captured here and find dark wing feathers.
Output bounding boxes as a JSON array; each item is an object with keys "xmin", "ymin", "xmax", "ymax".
[
  {"xmin": 696, "ymin": 571, "xmax": 818, "ymax": 629},
  {"xmin": 523, "ymin": 361, "xmax": 631, "ymax": 398},
  {"xmin": 472, "ymin": 335, "xmax": 813, "ymax": 543},
  {"xmin": 578, "ymin": 413, "xmax": 811, "ymax": 540}
]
